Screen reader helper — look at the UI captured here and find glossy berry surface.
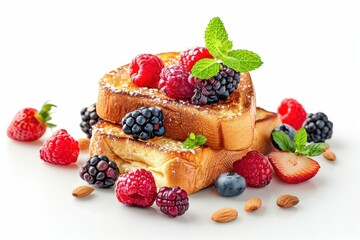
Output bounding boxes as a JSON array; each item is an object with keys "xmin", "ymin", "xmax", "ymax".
[
  {"xmin": 39, "ymin": 129, "xmax": 80, "ymax": 165},
  {"xmin": 271, "ymin": 124, "xmax": 297, "ymax": 150},
  {"xmin": 115, "ymin": 169, "xmax": 157, "ymax": 208},
  {"xmin": 156, "ymin": 186, "xmax": 189, "ymax": 217},
  {"xmin": 121, "ymin": 106, "xmax": 165, "ymax": 140},
  {"xmin": 80, "ymin": 103, "xmax": 101, "ymax": 138},
  {"xmin": 7, "ymin": 102, "xmax": 56, "ymax": 142},
  {"xmin": 159, "ymin": 65, "xmax": 195, "ymax": 99},
  {"xmin": 79, "ymin": 154, "xmax": 119, "ymax": 188},
  {"xmin": 214, "ymin": 172, "xmax": 246, "ymax": 197},
  {"xmin": 278, "ymin": 98, "xmax": 307, "ymax": 130},
  {"xmin": 130, "ymin": 53, "xmax": 164, "ymax": 88},
  {"xmin": 303, "ymin": 112, "xmax": 333, "ymax": 143},
  {"xmin": 233, "ymin": 150, "xmax": 272, "ymax": 188},
  {"xmin": 190, "ymin": 64, "xmax": 241, "ymax": 105},
  {"xmin": 179, "ymin": 47, "xmax": 213, "ymax": 71}
]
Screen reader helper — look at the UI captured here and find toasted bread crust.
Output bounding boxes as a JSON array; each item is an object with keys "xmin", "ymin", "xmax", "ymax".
[
  {"xmin": 89, "ymin": 108, "xmax": 281, "ymax": 194},
  {"xmin": 96, "ymin": 52, "xmax": 256, "ymax": 150}
]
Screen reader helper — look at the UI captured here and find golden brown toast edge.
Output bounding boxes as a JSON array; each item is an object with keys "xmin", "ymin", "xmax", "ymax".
[
  {"xmin": 96, "ymin": 52, "xmax": 256, "ymax": 151},
  {"xmin": 89, "ymin": 107, "xmax": 281, "ymax": 194}
]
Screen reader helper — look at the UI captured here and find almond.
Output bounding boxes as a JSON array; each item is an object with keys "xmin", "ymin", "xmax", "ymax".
[
  {"xmin": 276, "ymin": 194, "xmax": 299, "ymax": 208},
  {"xmin": 323, "ymin": 149, "xmax": 336, "ymax": 161},
  {"xmin": 78, "ymin": 138, "xmax": 90, "ymax": 151},
  {"xmin": 72, "ymin": 186, "xmax": 94, "ymax": 198},
  {"xmin": 211, "ymin": 207, "xmax": 238, "ymax": 223},
  {"xmin": 244, "ymin": 197, "xmax": 262, "ymax": 212}
]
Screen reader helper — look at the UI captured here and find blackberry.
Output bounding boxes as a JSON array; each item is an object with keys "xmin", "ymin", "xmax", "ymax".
[
  {"xmin": 156, "ymin": 186, "xmax": 189, "ymax": 217},
  {"xmin": 80, "ymin": 103, "xmax": 101, "ymax": 138},
  {"xmin": 303, "ymin": 112, "xmax": 333, "ymax": 143},
  {"xmin": 191, "ymin": 64, "xmax": 241, "ymax": 105},
  {"xmin": 79, "ymin": 155, "xmax": 119, "ymax": 188},
  {"xmin": 121, "ymin": 106, "xmax": 165, "ymax": 140}
]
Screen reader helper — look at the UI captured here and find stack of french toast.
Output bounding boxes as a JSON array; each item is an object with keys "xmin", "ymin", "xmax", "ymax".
[{"xmin": 89, "ymin": 52, "xmax": 280, "ymax": 194}]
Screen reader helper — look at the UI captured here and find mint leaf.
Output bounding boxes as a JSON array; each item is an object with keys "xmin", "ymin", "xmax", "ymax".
[
  {"xmin": 225, "ymin": 50, "xmax": 263, "ymax": 72},
  {"xmin": 304, "ymin": 143, "xmax": 329, "ymax": 157},
  {"xmin": 191, "ymin": 58, "xmax": 220, "ymax": 79},
  {"xmin": 183, "ymin": 138, "xmax": 196, "ymax": 149},
  {"xmin": 294, "ymin": 128, "xmax": 307, "ymax": 153},
  {"xmin": 183, "ymin": 133, "xmax": 207, "ymax": 149},
  {"xmin": 195, "ymin": 134, "xmax": 207, "ymax": 146},
  {"xmin": 272, "ymin": 131, "xmax": 296, "ymax": 153},
  {"xmin": 205, "ymin": 17, "xmax": 232, "ymax": 59}
]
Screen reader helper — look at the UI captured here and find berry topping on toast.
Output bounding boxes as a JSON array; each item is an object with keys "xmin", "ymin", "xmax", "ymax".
[{"xmin": 130, "ymin": 53, "xmax": 164, "ymax": 88}]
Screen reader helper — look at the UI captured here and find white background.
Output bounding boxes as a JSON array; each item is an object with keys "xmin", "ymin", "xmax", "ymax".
[{"xmin": 1, "ymin": 0, "xmax": 359, "ymax": 239}]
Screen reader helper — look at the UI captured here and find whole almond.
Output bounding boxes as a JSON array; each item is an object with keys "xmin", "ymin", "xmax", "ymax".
[
  {"xmin": 244, "ymin": 197, "xmax": 262, "ymax": 212},
  {"xmin": 276, "ymin": 194, "xmax": 299, "ymax": 208},
  {"xmin": 72, "ymin": 186, "xmax": 94, "ymax": 198},
  {"xmin": 211, "ymin": 207, "xmax": 238, "ymax": 223},
  {"xmin": 323, "ymin": 149, "xmax": 336, "ymax": 161},
  {"xmin": 78, "ymin": 138, "xmax": 91, "ymax": 151}
]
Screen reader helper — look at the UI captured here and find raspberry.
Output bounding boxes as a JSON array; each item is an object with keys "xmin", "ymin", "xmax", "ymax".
[
  {"xmin": 156, "ymin": 186, "xmax": 189, "ymax": 217},
  {"xmin": 159, "ymin": 65, "xmax": 195, "ymax": 99},
  {"xmin": 233, "ymin": 150, "xmax": 272, "ymax": 188},
  {"xmin": 115, "ymin": 169, "xmax": 157, "ymax": 208},
  {"xmin": 122, "ymin": 106, "xmax": 165, "ymax": 140},
  {"xmin": 130, "ymin": 54, "xmax": 164, "ymax": 88},
  {"xmin": 278, "ymin": 98, "xmax": 307, "ymax": 130},
  {"xmin": 179, "ymin": 47, "xmax": 213, "ymax": 71},
  {"xmin": 79, "ymin": 155, "xmax": 119, "ymax": 188},
  {"xmin": 39, "ymin": 129, "xmax": 80, "ymax": 165}
]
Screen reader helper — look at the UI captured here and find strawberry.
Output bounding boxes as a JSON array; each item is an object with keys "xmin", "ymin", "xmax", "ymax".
[
  {"xmin": 268, "ymin": 151, "xmax": 320, "ymax": 184},
  {"xmin": 7, "ymin": 102, "xmax": 56, "ymax": 142}
]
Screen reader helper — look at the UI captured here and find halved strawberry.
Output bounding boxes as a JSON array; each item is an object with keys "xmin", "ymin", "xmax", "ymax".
[{"xmin": 268, "ymin": 151, "xmax": 320, "ymax": 184}]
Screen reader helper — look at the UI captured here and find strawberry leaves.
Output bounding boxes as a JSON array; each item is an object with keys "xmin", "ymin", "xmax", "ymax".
[{"xmin": 272, "ymin": 127, "xmax": 328, "ymax": 157}]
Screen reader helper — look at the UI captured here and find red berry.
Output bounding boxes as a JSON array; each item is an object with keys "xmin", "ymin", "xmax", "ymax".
[
  {"xmin": 39, "ymin": 129, "xmax": 80, "ymax": 165},
  {"xmin": 159, "ymin": 65, "xmax": 195, "ymax": 99},
  {"xmin": 268, "ymin": 151, "xmax": 320, "ymax": 184},
  {"xmin": 7, "ymin": 102, "xmax": 56, "ymax": 142},
  {"xmin": 115, "ymin": 169, "xmax": 157, "ymax": 208},
  {"xmin": 129, "ymin": 54, "xmax": 164, "ymax": 88},
  {"xmin": 278, "ymin": 98, "xmax": 307, "ymax": 130},
  {"xmin": 233, "ymin": 150, "xmax": 272, "ymax": 188},
  {"xmin": 156, "ymin": 186, "xmax": 189, "ymax": 217},
  {"xmin": 179, "ymin": 47, "xmax": 213, "ymax": 71}
]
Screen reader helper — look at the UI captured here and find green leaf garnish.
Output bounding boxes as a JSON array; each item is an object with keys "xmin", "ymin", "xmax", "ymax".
[
  {"xmin": 226, "ymin": 50, "xmax": 263, "ymax": 72},
  {"xmin": 183, "ymin": 132, "xmax": 207, "ymax": 149},
  {"xmin": 293, "ymin": 128, "xmax": 307, "ymax": 153},
  {"xmin": 272, "ymin": 131, "xmax": 296, "ymax": 153},
  {"xmin": 273, "ymin": 127, "xmax": 329, "ymax": 157},
  {"xmin": 192, "ymin": 17, "xmax": 263, "ymax": 79},
  {"xmin": 191, "ymin": 58, "xmax": 220, "ymax": 79}
]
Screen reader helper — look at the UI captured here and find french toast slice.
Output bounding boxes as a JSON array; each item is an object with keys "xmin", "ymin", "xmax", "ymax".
[
  {"xmin": 96, "ymin": 52, "xmax": 256, "ymax": 151},
  {"xmin": 89, "ymin": 107, "xmax": 280, "ymax": 194}
]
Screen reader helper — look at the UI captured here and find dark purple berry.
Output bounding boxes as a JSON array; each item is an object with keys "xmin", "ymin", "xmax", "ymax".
[
  {"xmin": 121, "ymin": 106, "xmax": 165, "ymax": 140},
  {"xmin": 303, "ymin": 112, "xmax": 333, "ymax": 143},
  {"xmin": 80, "ymin": 155, "xmax": 119, "ymax": 188},
  {"xmin": 156, "ymin": 186, "xmax": 189, "ymax": 217},
  {"xmin": 80, "ymin": 103, "xmax": 101, "ymax": 138}
]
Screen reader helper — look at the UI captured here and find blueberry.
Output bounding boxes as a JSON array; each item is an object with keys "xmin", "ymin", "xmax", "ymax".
[
  {"xmin": 271, "ymin": 124, "xmax": 296, "ymax": 150},
  {"xmin": 214, "ymin": 172, "xmax": 246, "ymax": 197}
]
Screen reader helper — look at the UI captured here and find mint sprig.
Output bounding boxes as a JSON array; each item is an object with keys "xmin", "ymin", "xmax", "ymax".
[
  {"xmin": 192, "ymin": 17, "xmax": 263, "ymax": 79},
  {"xmin": 272, "ymin": 127, "xmax": 329, "ymax": 157},
  {"xmin": 183, "ymin": 132, "xmax": 207, "ymax": 149}
]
